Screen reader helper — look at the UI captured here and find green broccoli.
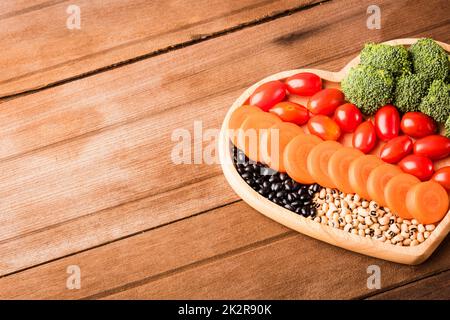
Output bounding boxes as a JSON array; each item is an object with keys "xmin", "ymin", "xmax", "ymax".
[
  {"xmin": 341, "ymin": 64, "xmax": 395, "ymax": 115},
  {"xmin": 394, "ymin": 73, "xmax": 430, "ymax": 113},
  {"xmin": 360, "ymin": 43, "xmax": 411, "ymax": 75},
  {"xmin": 419, "ymin": 79, "xmax": 450, "ymax": 123},
  {"xmin": 445, "ymin": 115, "xmax": 450, "ymax": 138},
  {"xmin": 410, "ymin": 38, "xmax": 449, "ymax": 82}
]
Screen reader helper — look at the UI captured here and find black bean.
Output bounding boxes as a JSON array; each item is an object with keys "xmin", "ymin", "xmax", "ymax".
[
  {"xmin": 268, "ymin": 175, "xmax": 279, "ymax": 183},
  {"xmin": 262, "ymin": 181, "xmax": 270, "ymax": 189},
  {"xmin": 287, "ymin": 194, "xmax": 294, "ymax": 202},
  {"xmin": 268, "ymin": 192, "xmax": 275, "ymax": 200},
  {"xmin": 241, "ymin": 172, "xmax": 252, "ymax": 180},
  {"xmin": 271, "ymin": 183, "xmax": 281, "ymax": 192},
  {"xmin": 290, "ymin": 201, "xmax": 300, "ymax": 208},
  {"xmin": 303, "ymin": 200, "xmax": 311, "ymax": 206},
  {"xmin": 299, "ymin": 194, "xmax": 309, "ymax": 201},
  {"xmin": 279, "ymin": 173, "xmax": 288, "ymax": 181},
  {"xmin": 276, "ymin": 191, "xmax": 286, "ymax": 198},
  {"xmin": 295, "ymin": 207, "xmax": 302, "ymax": 214},
  {"xmin": 300, "ymin": 207, "xmax": 307, "ymax": 216},
  {"xmin": 284, "ymin": 204, "xmax": 293, "ymax": 211},
  {"xmin": 307, "ymin": 189, "xmax": 315, "ymax": 196}
]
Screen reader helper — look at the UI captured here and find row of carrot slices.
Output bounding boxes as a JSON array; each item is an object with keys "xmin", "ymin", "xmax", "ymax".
[{"xmin": 229, "ymin": 105, "xmax": 449, "ymax": 225}]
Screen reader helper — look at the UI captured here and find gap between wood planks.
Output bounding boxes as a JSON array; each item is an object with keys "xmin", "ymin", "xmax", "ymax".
[
  {"xmin": 361, "ymin": 269, "xmax": 450, "ymax": 300},
  {"xmin": 0, "ymin": 0, "xmax": 331, "ymax": 101}
]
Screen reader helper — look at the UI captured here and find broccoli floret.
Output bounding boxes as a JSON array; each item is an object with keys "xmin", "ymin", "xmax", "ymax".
[
  {"xmin": 410, "ymin": 38, "xmax": 449, "ymax": 82},
  {"xmin": 419, "ymin": 79, "xmax": 450, "ymax": 123},
  {"xmin": 360, "ymin": 43, "xmax": 411, "ymax": 75},
  {"xmin": 445, "ymin": 115, "xmax": 450, "ymax": 138},
  {"xmin": 342, "ymin": 65, "xmax": 395, "ymax": 115},
  {"xmin": 394, "ymin": 73, "xmax": 430, "ymax": 113}
]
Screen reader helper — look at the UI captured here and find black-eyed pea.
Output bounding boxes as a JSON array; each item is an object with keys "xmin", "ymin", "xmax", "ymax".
[
  {"xmin": 418, "ymin": 224, "xmax": 426, "ymax": 233},
  {"xmin": 403, "ymin": 238, "xmax": 411, "ymax": 246},
  {"xmin": 410, "ymin": 240, "xmax": 419, "ymax": 246},
  {"xmin": 344, "ymin": 224, "xmax": 353, "ymax": 233},
  {"xmin": 425, "ymin": 224, "xmax": 435, "ymax": 231},
  {"xmin": 417, "ymin": 233, "xmax": 425, "ymax": 243},
  {"xmin": 358, "ymin": 229, "xmax": 365, "ymax": 237},
  {"xmin": 424, "ymin": 231, "xmax": 430, "ymax": 239}
]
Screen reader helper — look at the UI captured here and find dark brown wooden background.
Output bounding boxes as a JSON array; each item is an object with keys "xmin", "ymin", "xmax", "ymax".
[{"xmin": 0, "ymin": 0, "xmax": 449, "ymax": 299}]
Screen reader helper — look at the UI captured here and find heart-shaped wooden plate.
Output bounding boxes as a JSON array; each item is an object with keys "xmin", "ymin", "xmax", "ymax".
[{"xmin": 219, "ymin": 38, "xmax": 450, "ymax": 265}]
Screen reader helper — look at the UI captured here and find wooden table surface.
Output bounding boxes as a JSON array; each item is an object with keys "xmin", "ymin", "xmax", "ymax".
[{"xmin": 0, "ymin": 0, "xmax": 449, "ymax": 300}]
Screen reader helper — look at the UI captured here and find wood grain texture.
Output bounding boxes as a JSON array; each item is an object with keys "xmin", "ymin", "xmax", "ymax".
[
  {"xmin": 0, "ymin": 0, "xmax": 449, "ymax": 299},
  {"xmin": 105, "ymin": 235, "xmax": 450, "ymax": 299},
  {"xmin": 0, "ymin": 0, "xmax": 318, "ymax": 97},
  {"xmin": 0, "ymin": 202, "xmax": 290, "ymax": 299},
  {"xmin": 0, "ymin": 0, "xmax": 448, "ymax": 277},
  {"xmin": 367, "ymin": 271, "xmax": 450, "ymax": 300}
]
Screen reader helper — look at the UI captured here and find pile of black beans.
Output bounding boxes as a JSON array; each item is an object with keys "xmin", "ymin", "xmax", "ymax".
[{"xmin": 232, "ymin": 146, "xmax": 319, "ymax": 218}]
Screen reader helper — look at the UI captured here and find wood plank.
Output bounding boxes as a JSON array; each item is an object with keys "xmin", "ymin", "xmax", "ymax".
[
  {"xmin": 0, "ymin": 0, "xmax": 318, "ymax": 97},
  {"xmin": 0, "ymin": 0, "xmax": 448, "ymax": 276},
  {"xmin": 366, "ymin": 271, "xmax": 450, "ymax": 300},
  {"xmin": 105, "ymin": 236, "xmax": 450, "ymax": 299},
  {"xmin": 0, "ymin": 202, "xmax": 290, "ymax": 299}
]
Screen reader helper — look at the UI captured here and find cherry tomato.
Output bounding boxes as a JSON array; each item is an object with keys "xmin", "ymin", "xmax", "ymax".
[
  {"xmin": 307, "ymin": 88, "xmax": 345, "ymax": 116},
  {"xmin": 413, "ymin": 135, "xmax": 450, "ymax": 160},
  {"xmin": 249, "ymin": 80, "xmax": 287, "ymax": 111},
  {"xmin": 352, "ymin": 120, "xmax": 377, "ymax": 153},
  {"xmin": 374, "ymin": 105, "xmax": 400, "ymax": 141},
  {"xmin": 333, "ymin": 103, "xmax": 363, "ymax": 133},
  {"xmin": 379, "ymin": 136, "xmax": 413, "ymax": 164},
  {"xmin": 308, "ymin": 115, "xmax": 341, "ymax": 141},
  {"xmin": 269, "ymin": 101, "xmax": 310, "ymax": 125},
  {"xmin": 285, "ymin": 72, "xmax": 322, "ymax": 96},
  {"xmin": 432, "ymin": 166, "xmax": 450, "ymax": 191},
  {"xmin": 398, "ymin": 155, "xmax": 434, "ymax": 181},
  {"xmin": 400, "ymin": 112, "xmax": 436, "ymax": 138}
]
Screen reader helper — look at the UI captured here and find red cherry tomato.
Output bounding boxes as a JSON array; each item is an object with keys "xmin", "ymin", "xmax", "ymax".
[
  {"xmin": 352, "ymin": 120, "xmax": 377, "ymax": 153},
  {"xmin": 333, "ymin": 103, "xmax": 363, "ymax": 133},
  {"xmin": 432, "ymin": 166, "xmax": 450, "ymax": 190},
  {"xmin": 379, "ymin": 136, "xmax": 413, "ymax": 164},
  {"xmin": 374, "ymin": 105, "xmax": 400, "ymax": 141},
  {"xmin": 249, "ymin": 80, "xmax": 287, "ymax": 111},
  {"xmin": 307, "ymin": 88, "xmax": 345, "ymax": 116},
  {"xmin": 398, "ymin": 155, "xmax": 434, "ymax": 181},
  {"xmin": 307, "ymin": 115, "xmax": 341, "ymax": 141},
  {"xmin": 400, "ymin": 112, "xmax": 437, "ymax": 138},
  {"xmin": 269, "ymin": 101, "xmax": 310, "ymax": 125},
  {"xmin": 285, "ymin": 72, "xmax": 322, "ymax": 96},
  {"xmin": 413, "ymin": 135, "xmax": 450, "ymax": 160}
]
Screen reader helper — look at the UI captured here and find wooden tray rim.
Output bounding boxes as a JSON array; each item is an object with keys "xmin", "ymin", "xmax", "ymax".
[{"xmin": 218, "ymin": 38, "xmax": 450, "ymax": 265}]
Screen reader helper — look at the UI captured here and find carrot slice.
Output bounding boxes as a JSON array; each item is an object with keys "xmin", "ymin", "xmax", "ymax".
[
  {"xmin": 237, "ymin": 111, "xmax": 281, "ymax": 162},
  {"xmin": 228, "ymin": 105, "xmax": 261, "ymax": 145},
  {"xmin": 385, "ymin": 173, "xmax": 420, "ymax": 219},
  {"xmin": 328, "ymin": 147, "xmax": 364, "ymax": 194},
  {"xmin": 261, "ymin": 122, "xmax": 304, "ymax": 172},
  {"xmin": 406, "ymin": 181, "xmax": 449, "ymax": 224},
  {"xmin": 307, "ymin": 141, "xmax": 343, "ymax": 188},
  {"xmin": 348, "ymin": 155, "xmax": 384, "ymax": 200},
  {"xmin": 284, "ymin": 134, "xmax": 323, "ymax": 184},
  {"xmin": 367, "ymin": 163, "xmax": 402, "ymax": 206}
]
